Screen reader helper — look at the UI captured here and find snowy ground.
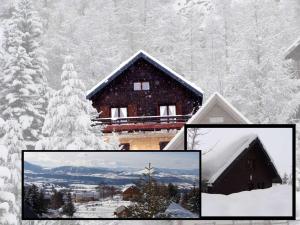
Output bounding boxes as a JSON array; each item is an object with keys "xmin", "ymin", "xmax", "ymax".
[
  {"xmin": 73, "ymin": 195, "xmax": 131, "ymax": 218},
  {"xmin": 202, "ymin": 185, "xmax": 292, "ymax": 217}
]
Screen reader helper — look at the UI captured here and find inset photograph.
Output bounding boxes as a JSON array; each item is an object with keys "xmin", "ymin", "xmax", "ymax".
[
  {"xmin": 22, "ymin": 151, "xmax": 200, "ymax": 219},
  {"xmin": 186, "ymin": 125, "xmax": 295, "ymax": 218}
]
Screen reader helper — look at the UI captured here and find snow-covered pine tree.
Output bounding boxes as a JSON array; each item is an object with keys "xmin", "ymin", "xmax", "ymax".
[
  {"xmin": 36, "ymin": 55, "xmax": 119, "ymax": 150},
  {"xmin": 0, "ymin": 119, "xmax": 25, "ymax": 225},
  {"xmin": 1, "ymin": 0, "xmax": 48, "ymax": 149}
]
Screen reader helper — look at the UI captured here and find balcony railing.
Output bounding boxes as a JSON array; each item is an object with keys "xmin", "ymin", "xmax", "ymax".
[{"xmin": 91, "ymin": 114, "xmax": 192, "ymax": 133}]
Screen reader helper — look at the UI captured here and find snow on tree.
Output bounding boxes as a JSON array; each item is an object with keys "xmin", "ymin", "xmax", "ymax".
[
  {"xmin": 36, "ymin": 55, "xmax": 119, "ymax": 150},
  {"xmin": 0, "ymin": 118, "xmax": 25, "ymax": 225},
  {"xmin": 223, "ymin": 0, "xmax": 300, "ymax": 123},
  {"xmin": 0, "ymin": 0, "xmax": 48, "ymax": 149}
]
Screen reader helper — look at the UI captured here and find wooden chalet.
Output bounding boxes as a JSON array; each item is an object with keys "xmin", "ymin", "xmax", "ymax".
[
  {"xmin": 202, "ymin": 134, "xmax": 282, "ymax": 195},
  {"xmin": 86, "ymin": 50, "xmax": 203, "ymax": 150},
  {"xmin": 285, "ymin": 37, "xmax": 300, "ymax": 78},
  {"xmin": 122, "ymin": 185, "xmax": 141, "ymax": 201},
  {"xmin": 164, "ymin": 92, "xmax": 251, "ymax": 150}
]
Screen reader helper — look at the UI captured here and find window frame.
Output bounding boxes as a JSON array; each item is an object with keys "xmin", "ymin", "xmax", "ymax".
[
  {"xmin": 133, "ymin": 82, "xmax": 142, "ymax": 91},
  {"xmin": 159, "ymin": 104, "xmax": 177, "ymax": 122},
  {"xmin": 133, "ymin": 81, "xmax": 150, "ymax": 91},
  {"xmin": 110, "ymin": 107, "xmax": 128, "ymax": 123}
]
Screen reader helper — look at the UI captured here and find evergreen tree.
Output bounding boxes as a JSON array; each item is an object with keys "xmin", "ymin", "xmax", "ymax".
[
  {"xmin": 1, "ymin": 0, "xmax": 48, "ymax": 149},
  {"xmin": 62, "ymin": 192, "xmax": 76, "ymax": 218},
  {"xmin": 36, "ymin": 55, "xmax": 119, "ymax": 150},
  {"xmin": 167, "ymin": 183, "xmax": 179, "ymax": 202},
  {"xmin": 37, "ymin": 189, "xmax": 48, "ymax": 215},
  {"xmin": 282, "ymin": 173, "xmax": 289, "ymax": 184},
  {"xmin": 186, "ymin": 184, "xmax": 200, "ymax": 214},
  {"xmin": 50, "ymin": 189, "xmax": 64, "ymax": 209},
  {"xmin": 127, "ymin": 163, "xmax": 169, "ymax": 218}
]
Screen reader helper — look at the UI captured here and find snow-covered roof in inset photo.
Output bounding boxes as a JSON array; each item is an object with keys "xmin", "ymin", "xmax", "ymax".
[
  {"xmin": 202, "ymin": 133, "xmax": 281, "ymax": 184},
  {"xmin": 121, "ymin": 184, "xmax": 137, "ymax": 193},
  {"xmin": 284, "ymin": 36, "xmax": 300, "ymax": 60},
  {"xmin": 86, "ymin": 50, "xmax": 204, "ymax": 99}
]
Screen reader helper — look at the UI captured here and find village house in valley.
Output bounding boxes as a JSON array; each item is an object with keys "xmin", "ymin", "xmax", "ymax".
[
  {"xmin": 122, "ymin": 185, "xmax": 141, "ymax": 201},
  {"xmin": 202, "ymin": 134, "xmax": 282, "ymax": 195},
  {"xmin": 87, "ymin": 50, "xmax": 203, "ymax": 150},
  {"xmin": 164, "ymin": 92, "xmax": 251, "ymax": 150}
]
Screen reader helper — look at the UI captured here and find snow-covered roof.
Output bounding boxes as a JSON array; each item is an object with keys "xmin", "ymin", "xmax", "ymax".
[
  {"xmin": 164, "ymin": 92, "xmax": 251, "ymax": 150},
  {"xmin": 86, "ymin": 50, "xmax": 204, "ymax": 99},
  {"xmin": 203, "ymin": 133, "xmax": 281, "ymax": 184},
  {"xmin": 121, "ymin": 184, "xmax": 137, "ymax": 193},
  {"xmin": 284, "ymin": 37, "xmax": 300, "ymax": 60},
  {"xmin": 164, "ymin": 202, "xmax": 198, "ymax": 218}
]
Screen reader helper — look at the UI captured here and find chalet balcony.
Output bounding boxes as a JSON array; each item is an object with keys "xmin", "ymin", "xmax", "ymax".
[{"xmin": 91, "ymin": 115, "xmax": 191, "ymax": 133}]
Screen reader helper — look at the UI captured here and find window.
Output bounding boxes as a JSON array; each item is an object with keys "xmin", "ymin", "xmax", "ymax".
[
  {"xmin": 159, "ymin": 141, "xmax": 169, "ymax": 150},
  {"xmin": 209, "ymin": 116, "xmax": 224, "ymax": 123},
  {"xmin": 160, "ymin": 105, "xmax": 176, "ymax": 122},
  {"xmin": 111, "ymin": 107, "xmax": 128, "ymax": 122},
  {"xmin": 120, "ymin": 143, "xmax": 130, "ymax": 150},
  {"xmin": 133, "ymin": 82, "xmax": 150, "ymax": 91},
  {"xmin": 133, "ymin": 82, "xmax": 141, "ymax": 91},
  {"xmin": 142, "ymin": 82, "xmax": 150, "ymax": 90}
]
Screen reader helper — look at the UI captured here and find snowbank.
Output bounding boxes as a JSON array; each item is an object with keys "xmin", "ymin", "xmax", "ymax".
[
  {"xmin": 165, "ymin": 202, "xmax": 198, "ymax": 218},
  {"xmin": 202, "ymin": 185, "xmax": 292, "ymax": 216}
]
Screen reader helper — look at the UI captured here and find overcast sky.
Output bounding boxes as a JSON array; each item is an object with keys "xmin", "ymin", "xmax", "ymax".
[
  {"xmin": 24, "ymin": 152, "xmax": 200, "ymax": 170},
  {"xmin": 189, "ymin": 127, "xmax": 293, "ymax": 175}
]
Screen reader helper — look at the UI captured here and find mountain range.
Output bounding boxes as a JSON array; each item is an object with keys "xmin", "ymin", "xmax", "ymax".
[{"xmin": 24, "ymin": 161, "xmax": 199, "ymax": 187}]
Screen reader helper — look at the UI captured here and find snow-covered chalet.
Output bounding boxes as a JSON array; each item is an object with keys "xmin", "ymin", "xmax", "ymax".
[
  {"xmin": 202, "ymin": 134, "xmax": 282, "ymax": 195},
  {"xmin": 86, "ymin": 50, "xmax": 203, "ymax": 150}
]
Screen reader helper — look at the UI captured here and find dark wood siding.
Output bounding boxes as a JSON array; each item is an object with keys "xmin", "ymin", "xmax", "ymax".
[
  {"xmin": 208, "ymin": 140, "xmax": 278, "ymax": 195},
  {"xmin": 91, "ymin": 58, "xmax": 202, "ymax": 118}
]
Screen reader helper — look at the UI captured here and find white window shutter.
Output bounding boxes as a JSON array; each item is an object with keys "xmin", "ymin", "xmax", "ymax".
[
  {"xmin": 168, "ymin": 105, "xmax": 176, "ymax": 116},
  {"xmin": 111, "ymin": 108, "xmax": 119, "ymax": 118},
  {"xmin": 120, "ymin": 107, "xmax": 127, "ymax": 118},
  {"xmin": 160, "ymin": 106, "xmax": 167, "ymax": 116}
]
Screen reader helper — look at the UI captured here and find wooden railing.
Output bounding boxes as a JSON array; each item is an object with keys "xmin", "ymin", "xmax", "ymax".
[
  {"xmin": 91, "ymin": 115, "xmax": 192, "ymax": 133},
  {"xmin": 91, "ymin": 114, "xmax": 191, "ymax": 125}
]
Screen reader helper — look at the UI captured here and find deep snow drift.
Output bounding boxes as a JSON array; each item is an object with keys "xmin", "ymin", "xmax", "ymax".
[{"xmin": 202, "ymin": 185, "xmax": 292, "ymax": 216}]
